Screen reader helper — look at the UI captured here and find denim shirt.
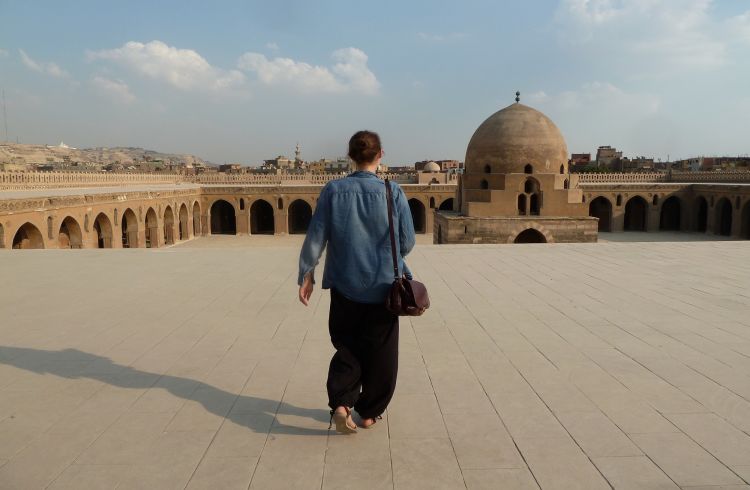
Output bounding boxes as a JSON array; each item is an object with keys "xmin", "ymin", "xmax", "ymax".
[{"xmin": 297, "ymin": 170, "xmax": 416, "ymax": 304}]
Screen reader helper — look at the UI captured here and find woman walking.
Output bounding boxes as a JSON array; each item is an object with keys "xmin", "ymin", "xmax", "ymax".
[{"xmin": 297, "ymin": 130, "xmax": 416, "ymax": 433}]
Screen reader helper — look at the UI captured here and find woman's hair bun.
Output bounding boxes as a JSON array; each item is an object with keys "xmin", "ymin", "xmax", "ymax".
[{"xmin": 348, "ymin": 130, "xmax": 382, "ymax": 165}]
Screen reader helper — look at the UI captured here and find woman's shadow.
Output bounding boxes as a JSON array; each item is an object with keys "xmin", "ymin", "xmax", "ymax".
[{"xmin": 0, "ymin": 345, "xmax": 330, "ymax": 436}]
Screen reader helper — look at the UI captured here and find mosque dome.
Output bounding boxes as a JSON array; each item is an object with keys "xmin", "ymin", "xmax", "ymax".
[
  {"xmin": 465, "ymin": 103, "xmax": 568, "ymax": 176},
  {"xmin": 423, "ymin": 161, "xmax": 441, "ymax": 172}
]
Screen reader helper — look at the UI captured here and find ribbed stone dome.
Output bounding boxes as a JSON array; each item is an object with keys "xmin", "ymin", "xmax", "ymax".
[{"xmin": 465, "ymin": 103, "xmax": 568, "ymax": 175}]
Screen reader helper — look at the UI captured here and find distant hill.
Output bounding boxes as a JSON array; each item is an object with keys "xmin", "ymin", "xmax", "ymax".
[{"xmin": 0, "ymin": 143, "xmax": 215, "ymax": 168}]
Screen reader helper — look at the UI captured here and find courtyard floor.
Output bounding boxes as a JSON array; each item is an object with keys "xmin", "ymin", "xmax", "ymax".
[{"xmin": 1, "ymin": 236, "xmax": 749, "ymax": 489}]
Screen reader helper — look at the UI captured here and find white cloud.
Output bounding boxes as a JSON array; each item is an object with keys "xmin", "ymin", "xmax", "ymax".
[
  {"xmin": 0, "ymin": 48, "xmax": 8, "ymax": 58},
  {"xmin": 19, "ymin": 49, "xmax": 71, "ymax": 78},
  {"xmin": 265, "ymin": 42, "xmax": 280, "ymax": 52},
  {"xmin": 727, "ymin": 10, "xmax": 750, "ymax": 44},
  {"xmin": 528, "ymin": 82, "xmax": 666, "ymax": 155},
  {"xmin": 91, "ymin": 76, "xmax": 135, "ymax": 104},
  {"xmin": 417, "ymin": 32, "xmax": 466, "ymax": 42},
  {"xmin": 556, "ymin": 0, "xmax": 727, "ymax": 70},
  {"xmin": 87, "ymin": 40, "xmax": 245, "ymax": 93},
  {"xmin": 528, "ymin": 82, "xmax": 660, "ymax": 113},
  {"xmin": 237, "ymin": 47, "xmax": 380, "ymax": 95}
]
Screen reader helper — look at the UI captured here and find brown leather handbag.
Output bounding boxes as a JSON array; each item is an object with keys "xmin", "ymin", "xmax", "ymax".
[{"xmin": 384, "ymin": 179, "xmax": 430, "ymax": 316}]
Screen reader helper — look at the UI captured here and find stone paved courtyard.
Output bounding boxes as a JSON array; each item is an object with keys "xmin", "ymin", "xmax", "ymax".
[{"xmin": 1, "ymin": 237, "xmax": 749, "ymax": 489}]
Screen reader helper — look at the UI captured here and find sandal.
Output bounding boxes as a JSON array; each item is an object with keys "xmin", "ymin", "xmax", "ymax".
[
  {"xmin": 329, "ymin": 407, "xmax": 357, "ymax": 434},
  {"xmin": 359, "ymin": 415, "xmax": 383, "ymax": 429}
]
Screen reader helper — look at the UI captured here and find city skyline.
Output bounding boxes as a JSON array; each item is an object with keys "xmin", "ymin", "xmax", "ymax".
[{"xmin": 1, "ymin": 0, "xmax": 750, "ymax": 165}]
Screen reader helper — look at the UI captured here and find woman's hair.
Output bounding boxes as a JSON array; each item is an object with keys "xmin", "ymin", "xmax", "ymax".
[{"xmin": 348, "ymin": 130, "xmax": 382, "ymax": 165}]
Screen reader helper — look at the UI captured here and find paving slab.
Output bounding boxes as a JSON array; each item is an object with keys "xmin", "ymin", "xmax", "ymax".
[{"xmin": 1, "ymin": 237, "xmax": 749, "ymax": 489}]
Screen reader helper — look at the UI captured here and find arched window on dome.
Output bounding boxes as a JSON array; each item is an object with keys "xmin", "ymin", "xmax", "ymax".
[
  {"xmin": 530, "ymin": 194, "xmax": 540, "ymax": 215},
  {"xmin": 484, "ymin": 164, "xmax": 491, "ymax": 174},
  {"xmin": 480, "ymin": 179, "xmax": 489, "ymax": 190},
  {"xmin": 517, "ymin": 194, "xmax": 527, "ymax": 215},
  {"xmin": 524, "ymin": 164, "xmax": 533, "ymax": 174},
  {"xmin": 560, "ymin": 164, "xmax": 565, "ymax": 174}
]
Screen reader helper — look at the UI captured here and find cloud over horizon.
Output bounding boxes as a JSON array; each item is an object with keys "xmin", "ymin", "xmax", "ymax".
[
  {"xmin": 91, "ymin": 76, "xmax": 136, "ymax": 104},
  {"xmin": 237, "ymin": 47, "xmax": 380, "ymax": 95},
  {"xmin": 19, "ymin": 49, "xmax": 71, "ymax": 79},
  {"xmin": 87, "ymin": 40, "xmax": 245, "ymax": 93},
  {"xmin": 555, "ymin": 0, "xmax": 749, "ymax": 72}
]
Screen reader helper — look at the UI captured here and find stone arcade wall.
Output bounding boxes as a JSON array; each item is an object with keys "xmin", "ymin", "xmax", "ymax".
[
  {"xmin": 579, "ymin": 181, "xmax": 750, "ymax": 238},
  {"xmin": 0, "ymin": 182, "xmax": 457, "ymax": 249}
]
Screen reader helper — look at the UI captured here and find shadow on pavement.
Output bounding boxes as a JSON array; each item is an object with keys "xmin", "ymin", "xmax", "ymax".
[{"xmin": 0, "ymin": 345, "xmax": 330, "ymax": 436}]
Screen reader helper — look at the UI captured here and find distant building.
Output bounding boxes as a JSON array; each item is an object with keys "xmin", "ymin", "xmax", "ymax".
[
  {"xmin": 307, "ymin": 158, "xmax": 352, "ymax": 173},
  {"xmin": 596, "ymin": 146, "xmax": 623, "ymax": 170},
  {"xmin": 621, "ymin": 156, "xmax": 655, "ymax": 171},
  {"xmin": 569, "ymin": 153, "xmax": 592, "ymax": 172},
  {"xmin": 219, "ymin": 164, "xmax": 243, "ymax": 173},
  {"xmin": 673, "ymin": 156, "xmax": 750, "ymax": 172},
  {"xmin": 262, "ymin": 156, "xmax": 295, "ymax": 170},
  {"xmin": 415, "ymin": 160, "xmax": 460, "ymax": 172}
]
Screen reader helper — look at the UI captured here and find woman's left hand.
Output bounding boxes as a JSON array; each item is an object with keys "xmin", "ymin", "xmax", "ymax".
[{"xmin": 299, "ymin": 273, "xmax": 314, "ymax": 306}]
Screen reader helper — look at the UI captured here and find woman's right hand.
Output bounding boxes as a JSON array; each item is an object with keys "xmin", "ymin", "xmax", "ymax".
[{"xmin": 299, "ymin": 273, "xmax": 314, "ymax": 306}]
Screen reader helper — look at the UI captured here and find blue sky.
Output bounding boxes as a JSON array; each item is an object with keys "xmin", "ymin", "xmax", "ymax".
[{"xmin": 1, "ymin": 0, "xmax": 749, "ymax": 165}]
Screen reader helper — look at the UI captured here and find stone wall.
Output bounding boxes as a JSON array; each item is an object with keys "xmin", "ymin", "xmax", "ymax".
[
  {"xmin": 0, "ymin": 183, "xmax": 458, "ymax": 248},
  {"xmin": 0, "ymin": 170, "xmax": 423, "ymax": 190},
  {"xmin": 434, "ymin": 212, "xmax": 598, "ymax": 244}
]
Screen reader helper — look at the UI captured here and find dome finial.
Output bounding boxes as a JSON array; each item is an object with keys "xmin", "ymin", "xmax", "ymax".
[{"xmin": 515, "ymin": 91, "xmax": 520, "ymax": 103}]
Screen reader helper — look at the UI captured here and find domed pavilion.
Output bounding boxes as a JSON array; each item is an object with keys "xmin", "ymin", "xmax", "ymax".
[{"xmin": 435, "ymin": 94, "xmax": 598, "ymax": 243}]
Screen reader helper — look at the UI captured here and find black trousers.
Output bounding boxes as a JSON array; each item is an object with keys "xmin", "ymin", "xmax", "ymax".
[{"xmin": 326, "ymin": 288, "xmax": 399, "ymax": 419}]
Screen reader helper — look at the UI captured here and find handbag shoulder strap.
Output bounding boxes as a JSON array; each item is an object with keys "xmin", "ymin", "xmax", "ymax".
[{"xmin": 385, "ymin": 179, "xmax": 400, "ymax": 280}]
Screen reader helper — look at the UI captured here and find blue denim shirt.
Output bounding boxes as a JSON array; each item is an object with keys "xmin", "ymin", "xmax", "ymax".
[{"xmin": 297, "ymin": 170, "xmax": 416, "ymax": 304}]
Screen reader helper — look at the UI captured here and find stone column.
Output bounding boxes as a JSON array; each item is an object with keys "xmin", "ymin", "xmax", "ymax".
[
  {"xmin": 611, "ymin": 207, "xmax": 625, "ymax": 232},
  {"xmin": 648, "ymin": 205, "xmax": 660, "ymax": 232},
  {"xmin": 706, "ymin": 202, "xmax": 716, "ymax": 234},
  {"xmin": 202, "ymin": 213, "xmax": 209, "ymax": 236},
  {"xmin": 276, "ymin": 209, "xmax": 288, "ymax": 235},
  {"xmin": 731, "ymin": 205, "xmax": 742, "ymax": 238},
  {"xmin": 236, "ymin": 208, "xmax": 249, "ymax": 235},
  {"xmin": 425, "ymin": 207, "xmax": 435, "ymax": 235}
]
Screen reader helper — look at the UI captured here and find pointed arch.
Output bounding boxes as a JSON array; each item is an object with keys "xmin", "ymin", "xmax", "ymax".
[
  {"xmin": 288, "ymin": 199, "xmax": 313, "ymax": 234},
  {"xmin": 624, "ymin": 196, "xmax": 648, "ymax": 231},
  {"xmin": 514, "ymin": 228, "xmax": 546, "ymax": 243},
  {"xmin": 121, "ymin": 208, "xmax": 139, "ymax": 248},
  {"xmin": 408, "ymin": 199, "xmax": 426, "ymax": 234},
  {"xmin": 211, "ymin": 200, "xmax": 237, "ymax": 235},
  {"xmin": 145, "ymin": 208, "xmax": 158, "ymax": 248},
  {"xmin": 12, "ymin": 222, "xmax": 44, "ymax": 249},
  {"xmin": 695, "ymin": 196, "xmax": 708, "ymax": 232},
  {"xmin": 94, "ymin": 213, "xmax": 113, "ymax": 248},
  {"xmin": 251, "ymin": 199, "xmax": 275, "ymax": 235},
  {"xmin": 714, "ymin": 198, "xmax": 732, "ymax": 236},
  {"xmin": 589, "ymin": 197, "xmax": 612, "ymax": 232},
  {"xmin": 58, "ymin": 216, "xmax": 83, "ymax": 249},
  {"xmin": 659, "ymin": 196, "xmax": 681, "ymax": 231}
]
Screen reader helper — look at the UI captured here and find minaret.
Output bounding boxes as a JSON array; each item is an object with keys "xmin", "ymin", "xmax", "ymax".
[{"xmin": 294, "ymin": 142, "xmax": 301, "ymax": 166}]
